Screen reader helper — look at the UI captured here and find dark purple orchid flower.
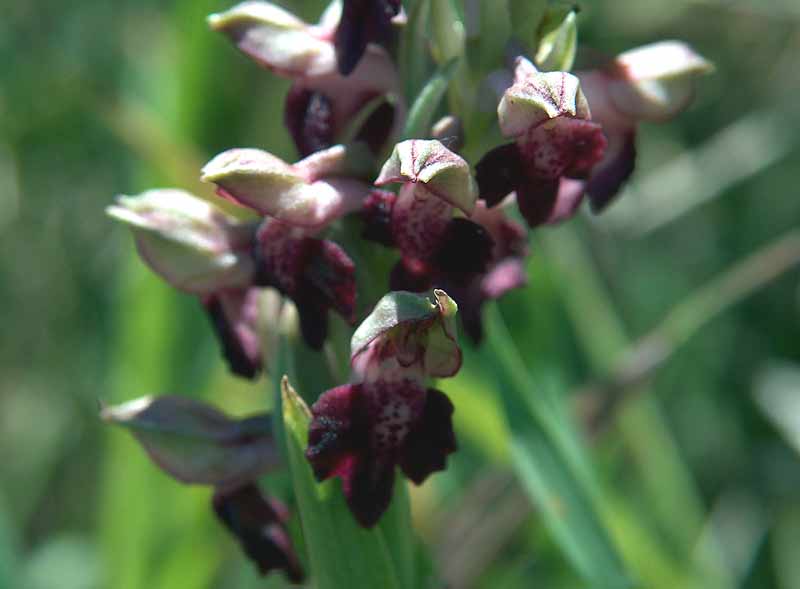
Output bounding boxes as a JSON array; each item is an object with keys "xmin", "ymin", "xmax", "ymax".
[
  {"xmin": 202, "ymin": 145, "xmax": 362, "ymax": 349},
  {"xmin": 306, "ymin": 290, "xmax": 461, "ymax": 527},
  {"xmin": 476, "ymin": 57, "xmax": 607, "ymax": 228},
  {"xmin": 478, "ymin": 44, "xmax": 712, "ymax": 220}
]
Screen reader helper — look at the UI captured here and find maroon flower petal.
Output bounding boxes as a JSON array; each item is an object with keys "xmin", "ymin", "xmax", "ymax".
[
  {"xmin": 306, "ymin": 384, "xmax": 363, "ymax": 481},
  {"xmin": 294, "ymin": 296, "xmax": 329, "ymax": 351},
  {"xmin": 432, "ymin": 218, "xmax": 495, "ymax": 285},
  {"xmin": 334, "ymin": 0, "xmax": 401, "ymax": 76},
  {"xmin": 306, "ymin": 383, "xmax": 393, "ymax": 527},
  {"xmin": 254, "ymin": 219, "xmax": 356, "ymax": 349},
  {"xmin": 307, "ymin": 379, "xmax": 431, "ymax": 527},
  {"xmin": 354, "ymin": 100, "xmax": 397, "ymax": 154},
  {"xmin": 212, "ymin": 483, "xmax": 304, "ymax": 582},
  {"xmin": 391, "ymin": 183, "xmax": 453, "ymax": 263},
  {"xmin": 586, "ymin": 130, "xmax": 637, "ymax": 212},
  {"xmin": 399, "ymin": 388, "xmax": 457, "ymax": 484},
  {"xmin": 482, "ymin": 258, "xmax": 528, "ymax": 301},
  {"xmin": 203, "ymin": 290, "xmax": 261, "ymax": 379},
  {"xmin": 301, "ymin": 238, "xmax": 357, "ymax": 321},
  {"xmin": 515, "ymin": 177, "xmax": 561, "ymax": 228},
  {"xmin": 284, "ymin": 86, "xmax": 335, "ymax": 158},
  {"xmin": 345, "ymin": 459, "xmax": 397, "ymax": 528},
  {"xmin": 390, "ymin": 260, "xmax": 433, "ymax": 292},
  {"xmin": 517, "ymin": 118, "xmax": 607, "ymax": 181},
  {"xmin": 361, "ymin": 189, "xmax": 397, "ymax": 246},
  {"xmin": 474, "ymin": 143, "xmax": 526, "ymax": 207}
]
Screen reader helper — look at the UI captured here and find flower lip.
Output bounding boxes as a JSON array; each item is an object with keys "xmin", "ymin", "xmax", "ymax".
[
  {"xmin": 252, "ymin": 218, "xmax": 357, "ymax": 350},
  {"xmin": 306, "ymin": 381, "xmax": 456, "ymax": 527},
  {"xmin": 204, "ymin": 289, "xmax": 262, "ymax": 379}
]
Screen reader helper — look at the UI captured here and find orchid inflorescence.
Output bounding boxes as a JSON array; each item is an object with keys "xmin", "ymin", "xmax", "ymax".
[{"xmin": 104, "ymin": 0, "xmax": 710, "ymax": 582}]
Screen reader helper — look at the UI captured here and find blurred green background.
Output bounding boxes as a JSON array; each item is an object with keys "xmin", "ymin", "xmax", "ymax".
[{"xmin": 2, "ymin": 0, "xmax": 800, "ymax": 588}]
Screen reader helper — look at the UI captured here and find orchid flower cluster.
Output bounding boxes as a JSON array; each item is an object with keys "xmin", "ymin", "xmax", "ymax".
[{"xmin": 104, "ymin": 0, "xmax": 710, "ymax": 582}]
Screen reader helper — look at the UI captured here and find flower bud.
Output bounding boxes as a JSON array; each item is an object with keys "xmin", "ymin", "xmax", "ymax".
[
  {"xmin": 534, "ymin": 5, "xmax": 578, "ymax": 72},
  {"xmin": 101, "ymin": 395, "xmax": 279, "ymax": 488},
  {"xmin": 605, "ymin": 41, "xmax": 713, "ymax": 122},
  {"xmin": 106, "ymin": 189, "xmax": 255, "ymax": 294},
  {"xmin": 335, "ymin": 0, "xmax": 403, "ymax": 75},
  {"xmin": 351, "ymin": 289, "xmax": 461, "ymax": 379}
]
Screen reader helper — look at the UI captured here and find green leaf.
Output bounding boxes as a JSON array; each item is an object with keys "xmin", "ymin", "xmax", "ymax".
[
  {"xmin": 430, "ymin": 0, "xmax": 465, "ymax": 65},
  {"xmin": 402, "ymin": 58, "xmax": 460, "ymax": 140},
  {"xmin": 281, "ymin": 377, "xmax": 402, "ymax": 589},
  {"xmin": 469, "ymin": 0, "xmax": 512, "ymax": 72},
  {"xmin": 509, "ymin": 0, "xmax": 548, "ymax": 51},
  {"xmin": 482, "ymin": 304, "xmax": 631, "ymax": 588},
  {"xmin": 535, "ymin": 5, "xmax": 578, "ymax": 72},
  {"xmin": 378, "ymin": 479, "xmax": 417, "ymax": 589},
  {"xmin": 399, "ymin": 0, "xmax": 433, "ymax": 101}
]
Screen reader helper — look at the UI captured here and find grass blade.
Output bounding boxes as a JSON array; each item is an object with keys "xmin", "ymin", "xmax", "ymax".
[{"xmin": 481, "ymin": 304, "xmax": 631, "ymax": 588}]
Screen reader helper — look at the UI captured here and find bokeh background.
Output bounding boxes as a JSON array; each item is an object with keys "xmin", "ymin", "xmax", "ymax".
[{"xmin": 2, "ymin": 0, "xmax": 800, "ymax": 587}]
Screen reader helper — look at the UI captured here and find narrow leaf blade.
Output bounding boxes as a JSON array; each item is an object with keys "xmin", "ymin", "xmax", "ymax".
[
  {"xmin": 402, "ymin": 58, "xmax": 460, "ymax": 140},
  {"xmin": 482, "ymin": 304, "xmax": 631, "ymax": 588}
]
